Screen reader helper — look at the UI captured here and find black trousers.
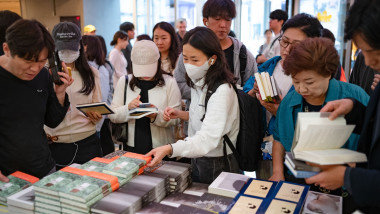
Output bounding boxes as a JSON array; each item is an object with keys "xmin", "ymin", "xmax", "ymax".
[
  {"xmin": 49, "ymin": 133, "xmax": 102, "ymax": 170},
  {"xmin": 100, "ymin": 119, "xmax": 115, "ymax": 156}
]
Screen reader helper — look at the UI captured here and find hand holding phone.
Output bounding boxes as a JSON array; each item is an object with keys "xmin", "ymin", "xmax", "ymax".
[{"xmin": 48, "ymin": 52, "xmax": 63, "ymax": 85}]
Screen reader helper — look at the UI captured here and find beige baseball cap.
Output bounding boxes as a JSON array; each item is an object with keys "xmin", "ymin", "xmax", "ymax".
[{"xmin": 131, "ymin": 40, "xmax": 160, "ymax": 77}]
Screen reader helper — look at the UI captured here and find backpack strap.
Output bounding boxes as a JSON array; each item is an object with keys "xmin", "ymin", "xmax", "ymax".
[
  {"xmin": 239, "ymin": 44, "xmax": 247, "ymax": 82},
  {"xmin": 120, "ymin": 75, "xmax": 129, "ymax": 150},
  {"xmin": 200, "ymin": 82, "xmax": 224, "ymax": 122}
]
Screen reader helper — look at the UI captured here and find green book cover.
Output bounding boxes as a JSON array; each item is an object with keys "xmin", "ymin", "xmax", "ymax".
[
  {"xmin": 33, "ymin": 171, "xmax": 80, "ymax": 196},
  {"xmin": 122, "ymin": 157, "xmax": 146, "ymax": 168},
  {"xmin": 58, "ymin": 178, "xmax": 102, "ymax": 203},
  {"xmin": 102, "ymin": 157, "xmax": 139, "ymax": 178},
  {"xmin": 0, "ymin": 175, "xmax": 32, "ymax": 201},
  {"xmin": 79, "ymin": 161, "xmax": 107, "ymax": 173}
]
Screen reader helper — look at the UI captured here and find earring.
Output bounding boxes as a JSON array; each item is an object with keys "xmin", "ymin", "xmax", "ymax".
[
  {"xmin": 211, "ymin": 58, "xmax": 215, "ymax": 64},
  {"xmin": 206, "ymin": 22, "xmax": 209, "ymax": 26}
]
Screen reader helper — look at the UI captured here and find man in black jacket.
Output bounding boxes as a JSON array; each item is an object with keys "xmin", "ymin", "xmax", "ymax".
[
  {"xmin": 0, "ymin": 20, "xmax": 72, "ymax": 180},
  {"xmin": 305, "ymin": 0, "xmax": 380, "ymax": 213}
]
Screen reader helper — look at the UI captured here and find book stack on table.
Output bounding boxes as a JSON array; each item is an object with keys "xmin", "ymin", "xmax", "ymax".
[
  {"xmin": 208, "ymin": 171, "xmax": 250, "ymax": 198},
  {"xmin": 150, "ymin": 161, "xmax": 192, "ymax": 193},
  {"xmin": 33, "ymin": 167, "xmax": 120, "ymax": 214},
  {"xmin": 6, "ymin": 186, "xmax": 35, "ymax": 214},
  {"xmin": 0, "ymin": 171, "xmax": 39, "ymax": 212},
  {"xmin": 91, "ymin": 171, "xmax": 169, "ymax": 214}
]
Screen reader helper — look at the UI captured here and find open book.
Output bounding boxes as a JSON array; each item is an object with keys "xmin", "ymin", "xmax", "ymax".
[
  {"xmin": 254, "ymin": 72, "xmax": 281, "ymax": 103},
  {"xmin": 128, "ymin": 106, "xmax": 158, "ymax": 119},
  {"xmin": 76, "ymin": 102, "xmax": 114, "ymax": 116},
  {"xmin": 291, "ymin": 112, "xmax": 367, "ymax": 165}
]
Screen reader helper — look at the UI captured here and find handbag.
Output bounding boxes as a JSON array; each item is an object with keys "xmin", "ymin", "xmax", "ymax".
[{"xmin": 109, "ymin": 75, "xmax": 128, "ymax": 145}]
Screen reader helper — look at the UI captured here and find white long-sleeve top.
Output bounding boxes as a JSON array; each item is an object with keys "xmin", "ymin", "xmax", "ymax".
[
  {"xmin": 171, "ymin": 78, "xmax": 240, "ymax": 158},
  {"xmin": 109, "ymin": 48, "xmax": 127, "ymax": 87},
  {"xmin": 109, "ymin": 74, "xmax": 182, "ymax": 148}
]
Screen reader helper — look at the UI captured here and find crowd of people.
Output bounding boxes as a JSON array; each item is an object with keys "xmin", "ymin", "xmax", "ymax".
[{"xmin": 0, "ymin": 0, "xmax": 379, "ymax": 213}]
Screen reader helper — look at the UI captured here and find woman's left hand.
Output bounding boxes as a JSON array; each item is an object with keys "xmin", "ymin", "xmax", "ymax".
[
  {"xmin": 86, "ymin": 111, "xmax": 102, "ymax": 123},
  {"xmin": 146, "ymin": 144, "xmax": 173, "ymax": 167},
  {"xmin": 257, "ymin": 94, "xmax": 280, "ymax": 116}
]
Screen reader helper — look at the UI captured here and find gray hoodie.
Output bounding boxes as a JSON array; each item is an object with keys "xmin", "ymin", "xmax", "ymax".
[{"xmin": 174, "ymin": 36, "xmax": 258, "ymax": 100}]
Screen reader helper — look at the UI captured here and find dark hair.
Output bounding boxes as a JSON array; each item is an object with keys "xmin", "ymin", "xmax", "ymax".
[
  {"xmin": 344, "ymin": 0, "xmax": 380, "ymax": 50},
  {"xmin": 283, "ymin": 37, "xmax": 338, "ymax": 79},
  {"xmin": 82, "ymin": 35, "xmax": 105, "ymax": 66},
  {"xmin": 153, "ymin": 22, "xmax": 180, "ymax": 71},
  {"xmin": 202, "ymin": 0, "xmax": 236, "ymax": 19},
  {"xmin": 129, "ymin": 60, "xmax": 166, "ymax": 91},
  {"xmin": 95, "ymin": 35, "xmax": 107, "ymax": 58},
  {"xmin": 110, "ymin": 31, "xmax": 128, "ymax": 46},
  {"xmin": 282, "ymin": 13, "xmax": 322, "ymax": 38},
  {"xmin": 0, "ymin": 10, "xmax": 21, "ymax": 55},
  {"xmin": 228, "ymin": 30, "xmax": 236, "ymax": 38},
  {"xmin": 5, "ymin": 19, "xmax": 55, "ymax": 61},
  {"xmin": 182, "ymin": 27, "xmax": 235, "ymax": 90},
  {"xmin": 119, "ymin": 22, "xmax": 135, "ymax": 32},
  {"xmin": 269, "ymin": 9, "xmax": 288, "ymax": 25},
  {"xmin": 136, "ymin": 34, "xmax": 152, "ymax": 41},
  {"xmin": 321, "ymin": 28, "xmax": 336, "ymax": 43},
  {"xmin": 68, "ymin": 40, "xmax": 95, "ymax": 95}
]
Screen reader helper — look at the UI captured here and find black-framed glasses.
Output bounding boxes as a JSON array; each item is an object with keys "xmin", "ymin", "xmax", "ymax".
[{"xmin": 278, "ymin": 37, "xmax": 301, "ymax": 48}]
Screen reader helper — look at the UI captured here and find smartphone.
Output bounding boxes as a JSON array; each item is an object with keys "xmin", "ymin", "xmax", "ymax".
[
  {"xmin": 48, "ymin": 52, "xmax": 63, "ymax": 85},
  {"xmin": 139, "ymin": 103, "xmax": 151, "ymax": 108}
]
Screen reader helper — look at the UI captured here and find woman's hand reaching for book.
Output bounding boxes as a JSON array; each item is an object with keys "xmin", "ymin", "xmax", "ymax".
[
  {"xmin": 320, "ymin": 99, "xmax": 354, "ymax": 120},
  {"xmin": 163, "ymin": 107, "xmax": 189, "ymax": 121},
  {"xmin": 0, "ymin": 171, "xmax": 9, "ymax": 182},
  {"xmin": 146, "ymin": 144, "xmax": 173, "ymax": 167}
]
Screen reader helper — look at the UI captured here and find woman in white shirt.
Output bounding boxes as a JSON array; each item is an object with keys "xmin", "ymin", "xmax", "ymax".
[
  {"xmin": 147, "ymin": 27, "xmax": 240, "ymax": 184},
  {"xmin": 109, "ymin": 40, "xmax": 182, "ymax": 154},
  {"xmin": 109, "ymin": 31, "xmax": 128, "ymax": 87}
]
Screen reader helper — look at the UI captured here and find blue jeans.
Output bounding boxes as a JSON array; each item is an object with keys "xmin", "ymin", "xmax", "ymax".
[{"xmin": 191, "ymin": 153, "xmax": 241, "ymax": 184}]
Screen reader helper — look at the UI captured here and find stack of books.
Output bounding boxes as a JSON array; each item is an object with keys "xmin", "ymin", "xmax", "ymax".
[
  {"xmin": 255, "ymin": 72, "xmax": 281, "ymax": 103},
  {"xmin": 284, "ymin": 152, "xmax": 320, "ymax": 178},
  {"xmin": 6, "ymin": 186, "xmax": 35, "ymax": 214},
  {"xmin": 208, "ymin": 171, "xmax": 250, "ymax": 198},
  {"xmin": 91, "ymin": 172, "xmax": 169, "ymax": 214},
  {"xmin": 151, "ymin": 161, "xmax": 192, "ymax": 193},
  {"xmin": 33, "ymin": 167, "xmax": 119, "ymax": 214},
  {"xmin": 0, "ymin": 171, "xmax": 39, "ymax": 209},
  {"xmin": 227, "ymin": 178, "xmax": 309, "ymax": 214}
]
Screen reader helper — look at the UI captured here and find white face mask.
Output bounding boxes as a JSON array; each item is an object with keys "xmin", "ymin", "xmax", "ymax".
[
  {"xmin": 58, "ymin": 49, "xmax": 80, "ymax": 64},
  {"xmin": 184, "ymin": 59, "xmax": 211, "ymax": 81}
]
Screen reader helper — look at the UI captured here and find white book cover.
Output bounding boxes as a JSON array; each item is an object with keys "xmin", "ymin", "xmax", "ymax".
[
  {"xmin": 261, "ymin": 72, "xmax": 272, "ymax": 101},
  {"xmin": 263, "ymin": 72, "xmax": 274, "ymax": 97},
  {"xmin": 6, "ymin": 186, "xmax": 34, "ymax": 210},
  {"xmin": 254, "ymin": 73, "xmax": 267, "ymax": 101},
  {"xmin": 208, "ymin": 172, "xmax": 250, "ymax": 198},
  {"xmin": 292, "ymin": 112, "xmax": 367, "ymax": 165},
  {"xmin": 128, "ymin": 107, "xmax": 158, "ymax": 119}
]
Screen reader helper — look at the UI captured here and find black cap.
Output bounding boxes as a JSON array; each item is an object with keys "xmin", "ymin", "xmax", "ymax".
[{"xmin": 52, "ymin": 21, "xmax": 81, "ymax": 51}]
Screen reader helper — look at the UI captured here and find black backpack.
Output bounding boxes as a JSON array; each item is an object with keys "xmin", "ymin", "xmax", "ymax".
[{"xmin": 203, "ymin": 83, "xmax": 264, "ymax": 171}]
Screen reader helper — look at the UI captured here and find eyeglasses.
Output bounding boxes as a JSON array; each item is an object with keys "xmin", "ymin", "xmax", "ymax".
[{"xmin": 278, "ymin": 37, "xmax": 301, "ymax": 48}]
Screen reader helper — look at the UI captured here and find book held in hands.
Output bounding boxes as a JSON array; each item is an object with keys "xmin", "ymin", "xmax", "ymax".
[
  {"xmin": 76, "ymin": 102, "xmax": 114, "ymax": 116},
  {"xmin": 128, "ymin": 106, "xmax": 158, "ymax": 119},
  {"xmin": 291, "ymin": 112, "xmax": 367, "ymax": 165}
]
